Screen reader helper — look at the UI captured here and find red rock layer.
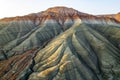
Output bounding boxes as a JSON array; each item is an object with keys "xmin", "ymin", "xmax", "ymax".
[
  {"xmin": 0, "ymin": 48, "xmax": 37, "ymax": 80},
  {"xmin": 0, "ymin": 6, "xmax": 118, "ymax": 23}
]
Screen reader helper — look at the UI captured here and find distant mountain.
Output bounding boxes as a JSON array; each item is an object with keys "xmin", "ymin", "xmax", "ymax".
[{"xmin": 0, "ymin": 6, "xmax": 120, "ymax": 80}]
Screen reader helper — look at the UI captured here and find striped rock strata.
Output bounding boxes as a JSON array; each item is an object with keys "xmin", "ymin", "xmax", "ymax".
[{"xmin": 0, "ymin": 6, "xmax": 120, "ymax": 80}]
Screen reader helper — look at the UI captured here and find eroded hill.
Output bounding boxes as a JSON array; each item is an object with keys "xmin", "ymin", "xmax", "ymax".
[{"xmin": 0, "ymin": 6, "xmax": 120, "ymax": 80}]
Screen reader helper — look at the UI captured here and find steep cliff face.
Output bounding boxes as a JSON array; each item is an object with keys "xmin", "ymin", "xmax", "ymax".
[{"xmin": 0, "ymin": 6, "xmax": 120, "ymax": 80}]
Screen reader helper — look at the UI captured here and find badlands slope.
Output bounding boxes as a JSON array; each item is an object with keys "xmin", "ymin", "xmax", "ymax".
[{"xmin": 0, "ymin": 7, "xmax": 120, "ymax": 80}]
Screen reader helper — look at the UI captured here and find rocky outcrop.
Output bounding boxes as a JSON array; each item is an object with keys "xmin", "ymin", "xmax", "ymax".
[
  {"xmin": 0, "ymin": 6, "xmax": 120, "ymax": 80},
  {"xmin": 115, "ymin": 13, "xmax": 120, "ymax": 22},
  {"xmin": 97, "ymin": 12, "xmax": 120, "ymax": 22}
]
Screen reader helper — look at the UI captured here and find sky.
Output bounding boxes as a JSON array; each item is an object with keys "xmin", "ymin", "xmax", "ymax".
[{"xmin": 0, "ymin": 0, "xmax": 120, "ymax": 19}]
